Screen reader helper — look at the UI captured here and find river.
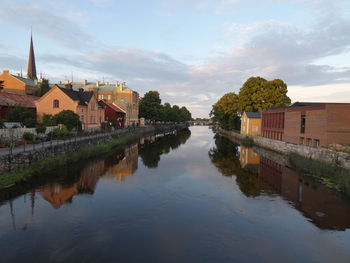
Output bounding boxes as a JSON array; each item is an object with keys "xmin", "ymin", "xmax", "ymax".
[{"xmin": 0, "ymin": 126, "xmax": 349, "ymax": 263}]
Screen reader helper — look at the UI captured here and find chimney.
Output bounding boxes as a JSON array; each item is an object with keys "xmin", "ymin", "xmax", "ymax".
[{"xmin": 65, "ymin": 80, "xmax": 70, "ymax": 84}]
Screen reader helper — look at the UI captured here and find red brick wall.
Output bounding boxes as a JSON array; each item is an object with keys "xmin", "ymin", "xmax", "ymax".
[{"xmin": 326, "ymin": 104, "xmax": 350, "ymax": 145}]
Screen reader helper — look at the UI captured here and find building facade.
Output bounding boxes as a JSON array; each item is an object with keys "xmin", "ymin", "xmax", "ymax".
[
  {"xmin": 261, "ymin": 108, "xmax": 285, "ymax": 141},
  {"xmin": 35, "ymin": 84, "xmax": 105, "ymax": 129},
  {"xmin": 0, "ymin": 70, "xmax": 37, "ymax": 95},
  {"xmin": 99, "ymin": 100, "xmax": 126, "ymax": 129},
  {"xmin": 241, "ymin": 112, "xmax": 262, "ymax": 135}
]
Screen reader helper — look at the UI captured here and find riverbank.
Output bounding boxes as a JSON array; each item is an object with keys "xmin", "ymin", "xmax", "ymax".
[
  {"xmin": 0, "ymin": 124, "xmax": 188, "ymax": 189},
  {"xmin": 218, "ymin": 129, "xmax": 350, "ymax": 171}
]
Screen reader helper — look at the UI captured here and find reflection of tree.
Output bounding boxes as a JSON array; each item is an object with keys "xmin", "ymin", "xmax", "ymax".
[
  {"xmin": 139, "ymin": 129, "xmax": 191, "ymax": 168},
  {"xmin": 208, "ymin": 135, "xmax": 266, "ymax": 197}
]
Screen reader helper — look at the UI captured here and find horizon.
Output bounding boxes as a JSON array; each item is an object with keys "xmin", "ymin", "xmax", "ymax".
[{"xmin": 0, "ymin": 0, "xmax": 350, "ymax": 118}]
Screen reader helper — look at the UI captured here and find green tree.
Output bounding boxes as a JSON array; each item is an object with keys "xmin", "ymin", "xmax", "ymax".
[
  {"xmin": 43, "ymin": 114, "xmax": 56, "ymax": 126},
  {"xmin": 34, "ymin": 78, "xmax": 50, "ymax": 97},
  {"xmin": 139, "ymin": 91, "xmax": 162, "ymax": 121},
  {"xmin": 238, "ymin": 77, "xmax": 291, "ymax": 112},
  {"xmin": 6, "ymin": 106, "xmax": 37, "ymax": 127},
  {"xmin": 53, "ymin": 110, "xmax": 81, "ymax": 131},
  {"xmin": 179, "ymin": 106, "xmax": 192, "ymax": 122}
]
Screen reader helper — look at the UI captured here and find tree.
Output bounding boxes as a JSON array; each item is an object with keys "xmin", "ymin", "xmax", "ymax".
[
  {"xmin": 0, "ymin": 80, "xmax": 4, "ymax": 91},
  {"xmin": 238, "ymin": 77, "xmax": 291, "ymax": 112},
  {"xmin": 210, "ymin": 92, "xmax": 240, "ymax": 131},
  {"xmin": 6, "ymin": 106, "xmax": 37, "ymax": 127},
  {"xmin": 53, "ymin": 110, "xmax": 81, "ymax": 131},
  {"xmin": 139, "ymin": 91, "xmax": 162, "ymax": 121},
  {"xmin": 34, "ymin": 78, "xmax": 50, "ymax": 97},
  {"xmin": 179, "ymin": 106, "xmax": 192, "ymax": 122}
]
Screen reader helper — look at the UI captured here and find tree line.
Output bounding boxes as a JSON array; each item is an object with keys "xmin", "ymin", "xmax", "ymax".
[
  {"xmin": 210, "ymin": 76, "xmax": 291, "ymax": 130},
  {"xmin": 139, "ymin": 91, "xmax": 192, "ymax": 122}
]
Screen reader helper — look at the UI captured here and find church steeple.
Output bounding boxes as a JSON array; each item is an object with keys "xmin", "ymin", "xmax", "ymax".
[{"xmin": 27, "ymin": 32, "xmax": 37, "ymax": 80}]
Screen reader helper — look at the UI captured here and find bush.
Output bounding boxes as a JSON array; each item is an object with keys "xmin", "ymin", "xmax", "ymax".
[
  {"xmin": 51, "ymin": 127, "xmax": 69, "ymax": 139},
  {"xmin": 35, "ymin": 124, "xmax": 47, "ymax": 134},
  {"xmin": 23, "ymin": 131, "xmax": 34, "ymax": 142},
  {"xmin": 6, "ymin": 106, "xmax": 37, "ymax": 128},
  {"xmin": 43, "ymin": 114, "xmax": 56, "ymax": 126},
  {"xmin": 53, "ymin": 110, "xmax": 81, "ymax": 131},
  {"xmin": 101, "ymin": 121, "xmax": 112, "ymax": 132}
]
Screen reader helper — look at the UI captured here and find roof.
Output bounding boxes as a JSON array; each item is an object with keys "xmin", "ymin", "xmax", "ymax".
[
  {"xmin": 289, "ymin": 102, "xmax": 325, "ymax": 108},
  {"xmin": 0, "ymin": 92, "xmax": 38, "ymax": 108},
  {"xmin": 99, "ymin": 100, "xmax": 126, "ymax": 113},
  {"xmin": 11, "ymin": 75, "xmax": 37, "ymax": 87},
  {"xmin": 244, "ymin": 111, "xmax": 261, "ymax": 119},
  {"xmin": 57, "ymin": 86, "xmax": 94, "ymax": 106}
]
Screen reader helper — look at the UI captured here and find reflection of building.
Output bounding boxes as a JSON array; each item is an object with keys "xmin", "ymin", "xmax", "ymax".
[
  {"xmin": 105, "ymin": 144, "xmax": 138, "ymax": 181},
  {"xmin": 239, "ymin": 146, "xmax": 260, "ymax": 169},
  {"xmin": 241, "ymin": 112, "xmax": 261, "ymax": 135},
  {"xmin": 259, "ymin": 156, "xmax": 350, "ymax": 230},
  {"xmin": 40, "ymin": 160, "xmax": 105, "ymax": 208}
]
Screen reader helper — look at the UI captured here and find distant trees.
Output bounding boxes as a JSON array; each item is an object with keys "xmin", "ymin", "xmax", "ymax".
[
  {"xmin": 211, "ymin": 77, "xmax": 291, "ymax": 130},
  {"xmin": 34, "ymin": 78, "xmax": 50, "ymax": 97},
  {"xmin": 139, "ymin": 91, "xmax": 192, "ymax": 122}
]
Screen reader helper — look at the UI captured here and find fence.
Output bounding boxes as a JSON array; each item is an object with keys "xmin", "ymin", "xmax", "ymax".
[{"xmin": 0, "ymin": 126, "xmax": 58, "ymax": 139}]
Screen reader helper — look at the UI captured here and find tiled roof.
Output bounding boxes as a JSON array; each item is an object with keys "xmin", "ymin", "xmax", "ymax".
[
  {"xmin": 245, "ymin": 111, "xmax": 261, "ymax": 118},
  {"xmin": 58, "ymin": 86, "xmax": 93, "ymax": 106},
  {"xmin": 100, "ymin": 100, "xmax": 126, "ymax": 113},
  {"xmin": 0, "ymin": 92, "xmax": 38, "ymax": 108},
  {"xmin": 11, "ymin": 75, "xmax": 37, "ymax": 87}
]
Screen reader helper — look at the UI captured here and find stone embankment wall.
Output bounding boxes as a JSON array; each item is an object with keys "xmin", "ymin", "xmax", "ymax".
[
  {"xmin": 0, "ymin": 124, "xmax": 188, "ymax": 174},
  {"xmin": 219, "ymin": 129, "xmax": 350, "ymax": 171}
]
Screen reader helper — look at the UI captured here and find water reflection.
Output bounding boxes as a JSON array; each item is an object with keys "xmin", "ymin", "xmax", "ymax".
[{"xmin": 209, "ymin": 134, "xmax": 350, "ymax": 230}]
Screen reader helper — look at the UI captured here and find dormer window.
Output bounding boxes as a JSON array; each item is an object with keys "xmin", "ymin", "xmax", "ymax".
[{"xmin": 53, "ymin": 99, "xmax": 59, "ymax": 108}]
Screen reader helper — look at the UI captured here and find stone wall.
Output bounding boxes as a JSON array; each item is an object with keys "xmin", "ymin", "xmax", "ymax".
[
  {"xmin": 219, "ymin": 129, "xmax": 350, "ymax": 171},
  {"xmin": 0, "ymin": 124, "xmax": 188, "ymax": 174}
]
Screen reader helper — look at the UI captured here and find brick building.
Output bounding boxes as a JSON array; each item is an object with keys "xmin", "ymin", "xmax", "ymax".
[
  {"xmin": 35, "ymin": 84, "xmax": 105, "ymax": 129},
  {"xmin": 262, "ymin": 102, "xmax": 350, "ymax": 147},
  {"xmin": 261, "ymin": 108, "xmax": 285, "ymax": 141}
]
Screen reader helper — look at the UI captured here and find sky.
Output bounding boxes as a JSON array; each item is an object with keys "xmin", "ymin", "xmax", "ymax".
[{"xmin": 0, "ymin": 0, "xmax": 350, "ymax": 117}]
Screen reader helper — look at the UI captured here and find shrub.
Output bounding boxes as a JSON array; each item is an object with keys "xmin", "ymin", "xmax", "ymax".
[
  {"xmin": 51, "ymin": 126, "xmax": 69, "ymax": 139},
  {"xmin": 35, "ymin": 124, "xmax": 47, "ymax": 134},
  {"xmin": 43, "ymin": 114, "xmax": 56, "ymax": 126},
  {"xmin": 101, "ymin": 122, "xmax": 112, "ymax": 132},
  {"xmin": 6, "ymin": 106, "xmax": 37, "ymax": 128},
  {"xmin": 53, "ymin": 110, "xmax": 81, "ymax": 131},
  {"xmin": 23, "ymin": 131, "xmax": 34, "ymax": 141}
]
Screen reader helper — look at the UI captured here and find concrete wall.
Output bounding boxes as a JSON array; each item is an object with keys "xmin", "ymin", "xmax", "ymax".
[{"xmin": 219, "ymin": 129, "xmax": 350, "ymax": 171}]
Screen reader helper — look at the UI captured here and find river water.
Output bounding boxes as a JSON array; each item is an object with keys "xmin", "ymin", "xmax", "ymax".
[{"xmin": 0, "ymin": 126, "xmax": 350, "ymax": 263}]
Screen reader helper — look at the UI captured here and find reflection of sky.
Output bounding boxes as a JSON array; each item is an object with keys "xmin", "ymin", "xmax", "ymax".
[{"xmin": 0, "ymin": 127, "xmax": 350, "ymax": 262}]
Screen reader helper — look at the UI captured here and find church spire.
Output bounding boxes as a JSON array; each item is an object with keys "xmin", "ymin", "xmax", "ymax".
[{"xmin": 27, "ymin": 31, "xmax": 37, "ymax": 80}]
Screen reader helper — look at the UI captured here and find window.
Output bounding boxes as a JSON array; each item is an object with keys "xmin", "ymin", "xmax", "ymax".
[
  {"xmin": 98, "ymin": 95, "xmax": 102, "ymax": 100},
  {"xmin": 53, "ymin": 100, "xmax": 59, "ymax": 108},
  {"xmin": 313, "ymin": 139, "xmax": 320, "ymax": 147},
  {"xmin": 300, "ymin": 115, "xmax": 306, "ymax": 133},
  {"xmin": 101, "ymin": 95, "xmax": 104, "ymax": 99}
]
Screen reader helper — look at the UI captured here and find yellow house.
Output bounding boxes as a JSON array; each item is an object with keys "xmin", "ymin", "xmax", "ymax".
[
  {"xmin": 239, "ymin": 146, "xmax": 260, "ymax": 169},
  {"xmin": 241, "ymin": 111, "xmax": 262, "ymax": 135}
]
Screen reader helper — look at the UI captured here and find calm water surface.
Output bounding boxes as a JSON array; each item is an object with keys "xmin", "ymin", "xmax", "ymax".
[{"xmin": 0, "ymin": 126, "xmax": 350, "ymax": 263}]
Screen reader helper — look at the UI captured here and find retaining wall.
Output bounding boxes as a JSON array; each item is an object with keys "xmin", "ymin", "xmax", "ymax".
[
  {"xmin": 0, "ymin": 124, "xmax": 188, "ymax": 174},
  {"xmin": 219, "ymin": 129, "xmax": 350, "ymax": 171}
]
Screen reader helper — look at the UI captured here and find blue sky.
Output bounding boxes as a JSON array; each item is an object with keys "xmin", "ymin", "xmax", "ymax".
[{"xmin": 0, "ymin": 0, "xmax": 350, "ymax": 117}]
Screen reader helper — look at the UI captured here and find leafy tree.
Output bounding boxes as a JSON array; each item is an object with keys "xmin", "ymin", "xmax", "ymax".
[
  {"xmin": 6, "ymin": 106, "xmax": 37, "ymax": 127},
  {"xmin": 53, "ymin": 110, "xmax": 81, "ymax": 131},
  {"xmin": 139, "ymin": 91, "xmax": 162, "ymax": 121},
  {"xmin": 179, "ymin": 106, "xmax": 192, "ymax": 122},
  {"xmin": 43, "ymin": 114, "xmax": 56, "ymax": 126},
  {"xmin": 238, "ymin": 77, "xmax": 291, "ymax": 112},
  {"xmin": 210, "ymin": 92, "xmax": 240, "ymax": 131},
  {"xmin": 34, "ymin": 78, "xmax": 50, "ymax": 97}
]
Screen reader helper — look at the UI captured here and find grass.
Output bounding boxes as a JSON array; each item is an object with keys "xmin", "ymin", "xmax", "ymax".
[
  {"xmin": 241, "ymin": 136, "xmax": 254, "ymax": 148},
  {"xmin": 0, "ymin": 133, "xmax": 141, "ymax": 190},
  {"xmin": 288, "ymin": 152, "xmax": 350, "ymax": 197}
]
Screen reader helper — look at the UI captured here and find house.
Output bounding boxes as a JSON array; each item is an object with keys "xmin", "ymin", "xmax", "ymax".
[
  {"xmin": 72, "ymin": 80, "xmax": 139, "ymax": 127},
  {"xmin": 35, "ymin": 84, "xmax": 105, "ymax": 129},
  {"xmin": 99, "ymin": 100, "xmax": 126, "ymax": 129},
  {"xmin": 241, "ymin": 111, "xmax": 262, "ymax": 135},
  {"xmin": 0, "ymin": 92, "xmax": 38, "ymax": 119},
  {"xmin": 0, "ymin": 70, "xmax": 37, "ymax": 95},
  {"xmin": 261, "ymin": 102, "xmax": 350, "ymax": 147}
]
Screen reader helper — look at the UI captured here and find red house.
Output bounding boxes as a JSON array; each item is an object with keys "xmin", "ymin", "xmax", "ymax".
[
  {"xmin": 0, "ymin": 92, "xmax": 38, "ymax": 119},
  {"xmin": 99, "ymin": 100, "xmax": 126, "ymax": 129}
]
